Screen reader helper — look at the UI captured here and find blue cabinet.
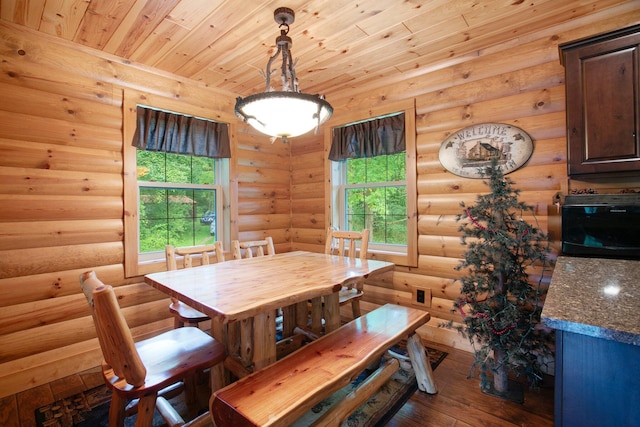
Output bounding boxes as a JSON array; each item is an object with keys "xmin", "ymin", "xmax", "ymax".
[{"xmin": 555, "ymin": 330, "xmax": 640, "ymax": 426}]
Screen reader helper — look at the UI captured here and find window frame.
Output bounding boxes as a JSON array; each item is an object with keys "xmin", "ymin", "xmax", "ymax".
[
  {"xmin": 324, "ymin": 99, "xmax": 417, "ymax": 267},
  {"xmin": 123, "ymin": 90, "xmax": 234, "ymax": 277},
  {"xmin": 335, "ymin": 179, "xmax": 408, "ymax": 251},
  {"xmin": 136, "ymin": 169, "xmax": 226, "ymax": 263}
]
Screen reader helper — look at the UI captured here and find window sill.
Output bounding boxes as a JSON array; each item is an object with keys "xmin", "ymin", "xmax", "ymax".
[{"xmin": 367, "ymin": 248, "xmax": 416, "ymax": 268}]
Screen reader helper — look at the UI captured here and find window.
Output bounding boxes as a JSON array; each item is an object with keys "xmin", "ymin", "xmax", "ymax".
[
  {"xmin": 136, "ymin": 150, "xmax": 224, "ymax": 261},
  {"xmin": 123, "ymin": 90, "xmax": 234, "ymax": 277},
  {"xmin": 326, "ymin": 101, "xmax": 417, "ymax": 266},
  {"xmin": 338, "ymin": 153, "xmax": 407, "ymax": 246}
]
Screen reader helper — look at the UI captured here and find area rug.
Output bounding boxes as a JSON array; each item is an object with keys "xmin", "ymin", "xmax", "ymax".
[
  {"xmin": 293, "ymin": 345, "xmax": 447, "ymax": 427},
  {"xmin": 35, "ymin": 346, "xmax": 446, "ymax": 427}
]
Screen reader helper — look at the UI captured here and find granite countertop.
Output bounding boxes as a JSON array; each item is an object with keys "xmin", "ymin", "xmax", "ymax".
[{"xmin": 541, "ymin": 256, "xmax": 640, "ymax": 346}]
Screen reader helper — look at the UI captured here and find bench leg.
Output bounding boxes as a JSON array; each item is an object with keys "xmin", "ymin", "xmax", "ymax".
[{"xmin": 406, "ymin": 333, "xmax": 438, "ymax": 394}]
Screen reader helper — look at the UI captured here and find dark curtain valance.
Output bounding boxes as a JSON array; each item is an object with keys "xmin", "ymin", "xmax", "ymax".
[
  {"xmin": 329, "ymin": 113, "xmax": 405, "ymax": 161},
  {"xmin": 132, "ymin": 106, "xmax": 231, "ymax": 158}
]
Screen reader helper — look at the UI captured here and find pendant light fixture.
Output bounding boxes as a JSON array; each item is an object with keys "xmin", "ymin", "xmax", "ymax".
[{"xmin": 234, "ymin": 7, "xmax": 333, "ymax": 143}]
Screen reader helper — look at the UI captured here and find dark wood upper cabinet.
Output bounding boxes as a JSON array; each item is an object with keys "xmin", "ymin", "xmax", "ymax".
[{"xmin": 560, "ymin": 25, "xmax": 640, "ymax": 176}]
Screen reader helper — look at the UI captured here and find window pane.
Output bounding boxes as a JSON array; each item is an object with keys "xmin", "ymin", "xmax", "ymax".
[
  {"xmin": 140, "ymin": 218, "xmax": 168, "ymax": 252},
  {"xmin": 168, "ymin": 218, "xmax": 195, "ymax": 247},
  {"xmin": 365, "ymin": 187, "xmax": 387, "ymax": 240},
  {"xmin": 192, "ymin": 156, "xmax": 216, "ymax": 185},
  {"xmin": 346, "ymin": 158, "xmax": 366, "ymax": 184},
  {"xmin": 346, "ymin": 153, "xmax": 405, "ymax": 185},
  {"xmin": 195, "ymin": 189, "xmax": 216, "ymax": 218},
  {"xmin": 345, "ymin": 185, "xmax": 407, "ymax": 245},
  {"xmin": 137, "ymin": 151, "xmax": 216, "ymax": 185},
  {"xmin": 137, "ymin": 150, "xmax": 165, "ymax": 182},
  {"xmin": 364, "ymin": 155, "xmax": 388, "ymax": 182},
  {"xmin": 386, "ymin": 215, "xmax": 407, "ymax": 244},
  {"xmin": 139, "ymin": 187, "xmax": 217, "ymax": 252},
  {"xmin": 167, "ymin": 188, "xmax": 196, "ymax": 219},
  {"xmin": 387, "ymin": 153, "xmax": 405, "ymax": 181},
  {"xmin": 140, "ymin": 188, "xmax": 168, "ymax": 219},
  {"xmin": 346, "ymin": 188, "xmax": 365, "ymax": 215},
  {"xmin": 347, "ymin": 214, "xmax": 366, "ymax": 233},
  {"xmin": 165, "ymin": 152, "xmax": 192, "ymax": 183},
  {"xmin": 385, "ymin": 186, "xmax": 406, "ymax": 215}
]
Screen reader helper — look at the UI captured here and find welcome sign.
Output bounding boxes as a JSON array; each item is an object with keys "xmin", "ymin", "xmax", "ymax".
[{"xmin": 438, "ymin": 123, "xmax": 534, "ymax": 178}]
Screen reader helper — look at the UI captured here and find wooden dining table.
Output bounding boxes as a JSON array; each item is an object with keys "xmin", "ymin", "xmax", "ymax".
[{"xmin": 144, "ymin": 250, "xmax": 394, "ymax": 387}]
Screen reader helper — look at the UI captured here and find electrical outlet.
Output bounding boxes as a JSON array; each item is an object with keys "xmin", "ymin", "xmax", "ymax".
[{"xmin": 411, "ymin": 287, "xmax": 431, "ymax": 307}]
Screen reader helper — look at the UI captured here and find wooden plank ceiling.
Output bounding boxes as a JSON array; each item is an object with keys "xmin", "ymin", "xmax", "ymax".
[{"xmin": 0, "ymin": 0, "xmax": 636, "ymax": 100}]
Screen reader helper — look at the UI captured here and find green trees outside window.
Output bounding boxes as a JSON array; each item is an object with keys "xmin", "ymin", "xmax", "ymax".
[
  {"xmin": 137, "ymin": 150, "xmax": 218, "ymax": 253},
  {"xmin": 137, "ymin": 148, "xmax": 406, "ymax": 252},
  {"xmin": 344, "ymin": 152, "xmax": 407, "ymax": 245}
]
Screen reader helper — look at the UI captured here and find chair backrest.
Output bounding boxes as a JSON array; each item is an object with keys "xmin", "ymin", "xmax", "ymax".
[
  {"xmin": 232, "ymin": 237, "xmax": 275, "ymax": 259},
  {"xmin": 325, "ymin": 228, "xmax": 370, "ymax": 261},
  {"xmin": 165, "ymin": 241, "xmax": 225, "ymax": 271},
  {"xmin": 79, "ymin": 271, "xmax": 147, "ymax": 387}
]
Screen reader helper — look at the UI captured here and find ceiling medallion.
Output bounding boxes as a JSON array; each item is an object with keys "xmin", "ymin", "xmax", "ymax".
[{"xmin": 438, "ymin": 123, "xmax": 534, "ymax": 178}]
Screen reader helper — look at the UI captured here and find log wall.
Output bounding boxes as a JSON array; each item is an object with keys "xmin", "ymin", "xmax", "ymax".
[
  {"xmin": 290, "ymin": 5, "xmax": 640, "ymax": 350},
  {"xmin": 0, "ymin": 21, "xmax": 290, "ymax": 398},
  {"xmin": 1, "ymin": 4, "xmax": 640, "ymax": 399}
]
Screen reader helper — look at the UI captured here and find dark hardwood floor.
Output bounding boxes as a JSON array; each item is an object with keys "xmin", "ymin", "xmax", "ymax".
[
  {"xmin": 388, "ymin": 342, "xmax": 554, "ymax": 427},
  {"xmin": 1, "ymin": 341, "xmax": 554, "ymax": 426}
]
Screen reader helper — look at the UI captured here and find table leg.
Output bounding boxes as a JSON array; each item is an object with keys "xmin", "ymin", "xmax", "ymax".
[
  {"xmin": 210, "ymin": 317, "xmax": 228, "ymax": 390},
  {"xmin": 295, "ymin": 301, "xmax": 308, "ymax": 328},
  {"xmin": 282, "ymin": 304, "xmax": 296, "ymax": 338},
  {"xmin": 252, "ymin": 310, "xmax": 277, "ymax": 370},
  {"xmin": 239, "ymin": 317, "xmax": 254, "ymax": 368},
  {"xmin": 310, "ymin": 297, "xmax": 323, "ymax": 335},
  {"xmin": 324, "ymin": 292, "xmax": 340, "ymax": 333}
]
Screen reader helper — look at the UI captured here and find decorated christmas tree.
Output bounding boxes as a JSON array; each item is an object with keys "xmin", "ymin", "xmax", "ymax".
[{"xmin": 447, "ymin": 157, "xmax": 554, "ymax": 399}]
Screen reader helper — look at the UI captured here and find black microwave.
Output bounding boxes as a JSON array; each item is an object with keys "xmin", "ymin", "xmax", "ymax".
[{"xmin": 554, "ymin": 194, "xmax": 640, "ymax": 260}]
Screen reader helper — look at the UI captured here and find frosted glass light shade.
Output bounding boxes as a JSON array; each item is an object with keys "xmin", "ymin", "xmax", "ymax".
[{"xmin": 235, "ymin": 91, "xmax": 333, "ymax": 140}]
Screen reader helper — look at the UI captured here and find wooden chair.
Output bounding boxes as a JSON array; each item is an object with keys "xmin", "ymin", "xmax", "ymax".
[
  {"xmin": 231, "ymin": 236, "xmax": 275, "ymax": 259},
  {"xmin": 165, "ymin": 242, "xmax": 225, "ymax": 328},
  {"xmin": 325, "ymin": 227, "xmax": 370, "ymax": 319},
  {"xmin": 80, "ymin": 271, "xmax": 226, "ymax": 427}
]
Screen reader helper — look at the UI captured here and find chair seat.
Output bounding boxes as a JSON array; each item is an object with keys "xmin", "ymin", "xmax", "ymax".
[
  {"xmin": 338, "ymin": 286, "xmax": 364, "ymax": 305},
  {"xmin": 169, "ymin": 301, "xmax": 210, "ymax": 323},
  {"xmin": 103, "ymin": 326, "xmax": 226, "ymax": 399}
]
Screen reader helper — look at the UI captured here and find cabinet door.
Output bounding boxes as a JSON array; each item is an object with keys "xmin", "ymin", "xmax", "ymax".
[{"xmin": 563, "ymin": 28, "xmax": 640, "ymax": 175}]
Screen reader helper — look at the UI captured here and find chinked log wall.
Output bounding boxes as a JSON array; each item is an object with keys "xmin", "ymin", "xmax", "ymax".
[{"xmin": 291, "ymin": 5, "xmax": 640, "ymax": 349}]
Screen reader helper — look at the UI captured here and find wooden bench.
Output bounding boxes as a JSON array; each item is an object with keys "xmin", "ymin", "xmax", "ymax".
[{"xmin": 211, "ymin": 303, "xmax": 436, "ymax": 427}]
